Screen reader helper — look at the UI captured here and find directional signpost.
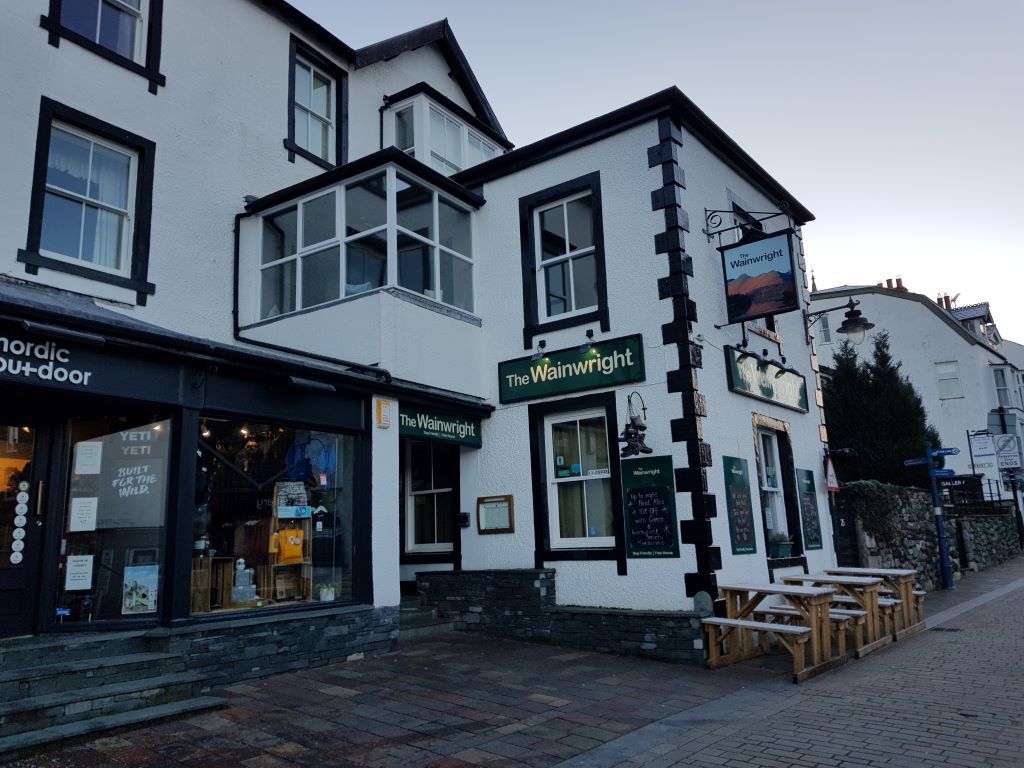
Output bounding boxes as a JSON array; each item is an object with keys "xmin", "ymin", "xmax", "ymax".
[{"xmin": 904, "ymin": 445, "xmax": 959, "ymax": 590}]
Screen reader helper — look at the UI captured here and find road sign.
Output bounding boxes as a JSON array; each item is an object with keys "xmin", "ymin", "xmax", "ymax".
[
  {"xmin": 930, "ymin": 447, "xmax": 960, "ymax": 457},
  {"xmin": 931, "ymin": 469, "xmax": 957, "ymax": 478},
  {"xmin": 904, "ymin": 458, "xmax": 930, "ymax": 466},
  {"xmin": 995, "ymin": 434, "xmax": 1022, "ymax": 469}
]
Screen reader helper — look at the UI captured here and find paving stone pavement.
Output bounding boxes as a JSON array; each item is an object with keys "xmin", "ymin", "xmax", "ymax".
[{"xmin": 8, "ymin": 555, "xmax": 1024, "ymax": 768}]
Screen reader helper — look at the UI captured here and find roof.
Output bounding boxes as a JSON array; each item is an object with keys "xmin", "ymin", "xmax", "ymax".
[
  {"xmin": 950, "ymin": 303, "xmax": 993, "ymax": 322},
  {"xmin": 453, "ymin": 87, "xmax": 814, "ymax": 226},
  {"xmin": 354, "ymin": 20, "xmax": 508, "ymax": 144}
]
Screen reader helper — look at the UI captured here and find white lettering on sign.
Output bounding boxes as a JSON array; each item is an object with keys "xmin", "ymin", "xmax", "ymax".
[
  {"xmin": 505, "ymin": 348, "xmax": 635, "ymax": 389},
  {"xmin": 0, "ymin": 336, "xmax": 93, "ymax": 386},
  {"xmin": 728, "ymin": 247, "xmax": 785, "ymax": 270},
  {"xmin": 398, "ymin": 412, "xmax": 477, "ymax": 439}
]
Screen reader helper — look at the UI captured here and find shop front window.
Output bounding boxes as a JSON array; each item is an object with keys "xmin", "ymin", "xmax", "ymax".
[
  {"xmin": 56, "ymin": 415, "xmax": 171, "ymax": 623},
  {"xmin": 192, "ymin": 417, "xmax": 354, "ymax": 613}
]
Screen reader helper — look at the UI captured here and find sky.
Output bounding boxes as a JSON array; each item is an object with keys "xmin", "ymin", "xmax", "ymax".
[{"xmin": 290, "ymin": 0, "xmax": 1024, "ymax": 340}]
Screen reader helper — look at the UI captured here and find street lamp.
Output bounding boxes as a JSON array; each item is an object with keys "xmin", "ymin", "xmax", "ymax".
[{"xmin": 804, "ymin": 298, "xmax": 875, "ymax": 345}]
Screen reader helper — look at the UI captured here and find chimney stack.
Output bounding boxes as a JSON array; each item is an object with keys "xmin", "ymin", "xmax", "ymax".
[
  {"xmin": 895, "ymin": 277, "xmax": 905, "ymax": 291},
  {"xmin": 886, "ymin": 278, "xmax": 894, "ymax": 289},
  {"xmin": 942, "ymin": 294, "xmax": 951, "ymax": 310}
]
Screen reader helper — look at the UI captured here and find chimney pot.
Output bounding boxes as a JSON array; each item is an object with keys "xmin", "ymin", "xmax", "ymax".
[
  {"xmin": 896, "ymin": 277, "xmax": 904, "ymax": 290},
  {"xmin": 886, "ymin": 278, "xmax": 893, "ymax": 289}
]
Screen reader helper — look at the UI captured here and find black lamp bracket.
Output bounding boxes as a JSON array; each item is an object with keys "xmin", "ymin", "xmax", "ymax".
[
  {"xmin": 803, "ymin": 297, "xmax": 861, "ymax": 342},
  {"xmin": 703, "ymin": 207, "xmax": 790, "ymax": 243}
]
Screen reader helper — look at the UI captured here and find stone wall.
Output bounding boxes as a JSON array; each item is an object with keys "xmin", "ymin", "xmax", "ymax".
[
  {"xmin": 417, "ymin": 569, "xmax": 704, "ymax": 664},
  {"xmin": 149, "ymin": 605, "xmax": 398, "ymax": 686},
  {"xmin": 837, "ymin": 480, "xmax": 1020, "ymax": 591}
]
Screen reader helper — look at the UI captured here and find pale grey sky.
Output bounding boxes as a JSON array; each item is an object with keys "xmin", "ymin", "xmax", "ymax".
[{"xmin": 291, "ymin": 0, "xmax": 1024, "ymax": 340}]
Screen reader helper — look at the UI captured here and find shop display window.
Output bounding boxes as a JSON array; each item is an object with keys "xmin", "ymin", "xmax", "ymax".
[
  {"xmin": 192, "ymin": 417, "xmax": 354, "ymax": 613},
  {"xmin": 56, "ymin": 415, "xmax": 171, "ymax": 623}
]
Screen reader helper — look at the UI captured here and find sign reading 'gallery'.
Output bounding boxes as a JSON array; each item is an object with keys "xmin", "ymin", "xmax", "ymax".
[
  {"xmin": 498, "ymin": 334, "xmax": 646, "ymax": 404},
  {"xmin": 719, "ymin": 229, "xmax": 798, "ymax": 324}
]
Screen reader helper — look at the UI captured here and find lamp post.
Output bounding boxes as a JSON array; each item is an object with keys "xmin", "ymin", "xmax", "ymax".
[{"xmin": 804, "ymin": 298, "xmax": 875, "ymax": 345}]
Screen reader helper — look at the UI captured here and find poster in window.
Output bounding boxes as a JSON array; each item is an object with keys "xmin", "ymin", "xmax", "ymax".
[
  {"xmin": 723, "ymin": 456, "xmax": 757, "ymax": 555},
  {"xmin": 797, "ymin": 469, "xmax": 824, "ymax": 550},
  {"xmin": 122, "ymin": 565, "xmax": 159, "ymax": 614},
  {"xmin": 621, "ymin": 455, "xmax": 679, "ymax": 558}
]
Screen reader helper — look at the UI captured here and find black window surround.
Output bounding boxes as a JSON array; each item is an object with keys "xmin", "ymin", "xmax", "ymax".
[
  {"xmin": 39, "ymin": 0, "xmax": 166, "ymax": 94},
  {"xmin": 284, "ymin": 34, "xmax": 348, "ymax": 171},
  {"xmin": 518, "ymin": 172, "xmax": 609, "ymax": 350},
  {"xmin": 397, "ymin": 437, "xmax": 461, "ymax": 569},
  {"xmin": 528, "ymin": 392, "xmax": 626, "ymax": 575},
  {"xmin": 19, "ymin": 97, "xmax": 157, "ymax": 306}
]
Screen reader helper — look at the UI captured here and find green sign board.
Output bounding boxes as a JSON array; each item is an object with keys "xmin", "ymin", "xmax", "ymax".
[
  {"xmin": 398, "ymin": 407, "xmax": 481, "ymax": 447},
  {"xmin": 621, "ymin": 455, "xmax": 679, "ymax": 558},
  {"xmin": 723, "ymin": 456, "xmax": 758, "ymax": 555},
  {"xmin": 498, "ymin": 334, "xmax": 646, "ymax": 404},
  {"xmin": 797, "ymin": 468, "xmax": 824, "ymax": 550},
  {"xmin": 724, "ymin": 346, "xmax": 808, "ymax": 413}
]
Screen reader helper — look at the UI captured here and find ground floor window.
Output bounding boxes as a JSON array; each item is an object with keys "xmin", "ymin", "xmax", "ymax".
[
  {"xmin": 403, "ymin": 439, "xmax": 457, "ymax": 553},
  {"xmin": 544, "ymin": 408, "xmax": 613, "ymax": 548},
  {"xmin": 191, "ymin": 417, "xmax": 355, "ymax": 612},
  {"xmin": 756, "ymin": 429, "xmax": 786, "ymax": 537}
]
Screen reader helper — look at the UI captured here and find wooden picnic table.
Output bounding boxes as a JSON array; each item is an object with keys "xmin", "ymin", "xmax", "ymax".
[
  {"xmin": 781, "ymin": 574, "xmax": 885, "ymax": 646},
  {"xmin": 824, "ymin": 567, "xmax": 922, "ymax": 632},
  {"xmin": 718, "ymin": 582, "xmax": 836, "ymax": 670}
]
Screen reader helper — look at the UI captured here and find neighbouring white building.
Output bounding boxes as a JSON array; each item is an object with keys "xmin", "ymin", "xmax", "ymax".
[
  {"xmin": 0, "ymin": 0, "xmax": 839, "ymax": 676},
  {"xmin": 810, "ymin": 281, "xmax": 1024, "ymax": 517}
]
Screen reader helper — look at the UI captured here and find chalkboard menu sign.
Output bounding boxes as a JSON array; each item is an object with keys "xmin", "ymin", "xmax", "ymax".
[
  {"xmin": 723, "ymin": 456, "xmax": 757, "ymax": 554},
  {"xmin": 621, "ymin": 455, "xmax": 679, "ymax": 558},
  {"xmin": 797, "ymin": 469, "xmax": 823, "ymax": 550}
]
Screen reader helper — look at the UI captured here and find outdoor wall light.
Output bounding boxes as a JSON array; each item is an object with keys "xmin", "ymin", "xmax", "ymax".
[
  {"xmin": 531, "ymin": 340, "xmax": 547, "ymax": 361},
  {"xmin": 579, "ymin": 329, "xmax": 595, "ymax": 355},
  {"xmin": 804, "ymin": 298, "xmax": 875, "ymax": 345}
]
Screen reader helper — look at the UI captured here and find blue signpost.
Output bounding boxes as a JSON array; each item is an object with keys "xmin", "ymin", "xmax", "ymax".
[{"xmin": 905, "ymin": 446, "xmax": 959, "ymax": 590}]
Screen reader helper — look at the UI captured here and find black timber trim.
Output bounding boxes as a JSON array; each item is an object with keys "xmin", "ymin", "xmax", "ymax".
[
  {"xmin": 246, "ymin": 146, "xmax": 484, "ymax": 214},
  {"xmin": 528, "ymin": 392, "xmax": 627, "ymax": 575},
  {"xmin": 383, "ymin": 82, "xmax": 514, "ymax": 149},
  {"xmin": 354, "ymin": 19, "xmax": 508, "ymax": 144},
  {"xmin": 247, "ymin": 0, "xmax": 356, "ymax": 63},
  {"xmin": 40, "ymin": 0, "xmax": 166, "ymax": 93},
  {"xmin": 517, "ymin": 172, "xmax": 609, "ymax": 350},
  {"xmin": 21, "ymin": 97, "xmax": 157, "ymax": 305},
  {"xmin": 285, "ymin": 34, "xmax": 349, "ymax": 169},
  {"xmin": 454, "ymin": 87, "xmax": 813, "ymax": 226},
  {"xmin": 649, "ymin": 116, "xmax": 718, "ymax": 602}
]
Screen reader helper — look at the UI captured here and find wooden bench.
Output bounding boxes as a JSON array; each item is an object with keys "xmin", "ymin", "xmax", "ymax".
[
  {"xmin": 833, "ymin": 595, "xmax": 902, "ymax": 639},
  {"xmin": 754, "ymin": 606, "xmax": 871, "ymax": 659},
  {"xmin": 912, "ymin": 589, "xmax": 926, "ymax": 625},
  {"xmin": 703, "ymin": 617, "xmax": 812, "ymax": 681}
]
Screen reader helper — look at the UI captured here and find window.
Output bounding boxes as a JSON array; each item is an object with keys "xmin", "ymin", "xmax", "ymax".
[
  {"xmin": 385, "ymin": 92, "xmax": 500, "ymax": 176},
  {"xmin": 756, "ymin": 430, "xmax": 786, "ymax": 537},
  {"xmin": 544, "ymin": 409, "xmax": 614, "ymax": 548},
  {"xmin": 286, "ymin": 37, "xmax": 346, "ymax": 169},
  {"xmin": 936, "ymin": 361, "xmax": 963, "ymax": 399},
  {"xmin": 994, "ymin": 368, "xmax": 1011, "ymax": 408},
  {"xmin": 20, "ymin": 98, "xmax": 156, "ymax": 304},
  {"xmin": 519, "ymin": 173, "xmax": 608, "ymax": 348},
  {"xmin": 404, "ymin": 440, "xmax": 458, "ymax": 553},
  {"xmin": 40, "ymin": 0, "xmax": 166, "ymax": 93},
  {"xmin": 818, "ymin": 314, "xmax": 832, "ymax": 344},
  {"xmin": 395, "ymin": 107, "xmax": 415, "ymax": 157},
  {"xmin": 428, "ymin": 106, "xmax": 497, "ymax": 176},
  {"xmin": 258, "ymin": 168, "xmax": 473, "ymax": 320}
]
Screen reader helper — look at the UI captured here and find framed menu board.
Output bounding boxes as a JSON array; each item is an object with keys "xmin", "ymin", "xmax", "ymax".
[
  {"xmin": 477, "ymin": 495, "xmax": 514, "ymax": 534},
  {"xmin": 723, "ymin": 456, "xmax": 757, "ymax": 554},
  {"xmin": 797, "ymin": 469, "xmax": 824, "ymax": 550},
  {"xmin": 621, "ymin": 456, "xmax": 679, "ymax": 558}
]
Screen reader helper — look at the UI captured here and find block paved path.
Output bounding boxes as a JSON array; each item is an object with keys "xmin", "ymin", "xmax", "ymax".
[{"xmin": 7, "ymin": 555, "xmax": 1024, "ymax": 768}]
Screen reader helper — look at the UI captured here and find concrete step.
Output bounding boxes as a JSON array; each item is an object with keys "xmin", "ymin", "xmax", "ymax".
[
  {"xmin": 0, "ymin": 670, "xmax": 205, "ymax": 738},
  {"xmin": 0, "ymin": 696, "xmax": 226, "ymax": 757},
  {"xmin": 0, "ymin": 631, "xmax": 149, "ymax": 668},
  {"xmin": 0, "ymin": 652, "xmax": 185, "ymax": 703}
]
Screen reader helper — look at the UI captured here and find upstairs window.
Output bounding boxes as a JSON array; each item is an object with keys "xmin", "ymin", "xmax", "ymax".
[
  {"xmin": 40, "ymin": 0, "xmax": 165, "ymax": 92},
  {"xmin": 818, "ymin": 314, "xmax": 832, "ymax": 344},
  {"xmin": 994, "ymin": 368, "xmax": 1011, "ymax": 408},
  {"xmin": 935, "ymin": 361, "xmax": 963, "ymax": 399},
  {"xmin": 395, "ymin": 107, "xmax": 415, "ymax": 157},
  {"xmin": 286, "ymin": 37, "xmax": 346, "ymax": 170},
  {"xmin": 536, "ymin": 192, "xmax": 597, "ymax": 319},
  {"xmin": 386, "ymin": 96, "xmax": 499, "ymax": 177}
]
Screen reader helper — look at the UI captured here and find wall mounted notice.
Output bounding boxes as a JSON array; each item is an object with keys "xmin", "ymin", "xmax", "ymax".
[
  {"xmin": 65, "ymin": 555, "xmax": 94, "ymax": 590},
  {"xmin": 796, "ymin": 469, "xmax": 823, "ymax": 550},
  {"xmin": 68, "ymin": 497, "xmax": 98, "ymax": 532},
  {"xmin": 73, "ymin": 441, "xmax": 103, "ymax": 475},
  {"xmin": 723, "ymin": 456, "xmax": 757, "ymax": 554},
  {"xmin": 621, "ymin": 455, "xmax": 679, "ymax": 558}
]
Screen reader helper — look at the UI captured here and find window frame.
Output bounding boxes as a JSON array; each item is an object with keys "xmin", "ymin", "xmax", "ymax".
[
  {"xmin": 935, "ymin": 360, "xmax": 963, "ymax": 399},
  {"xmin": 40, "ymin": 0, "xmax": 166, "ymax": 93},
  {"xmin": 519, "ymin": 173, "xmax": 609, "ymax": 350},
  {"xmin": 817, "ymin": 313, "xmax": 832, "ymax": 344},
  {"xmin": 403, "ymin": 439, "xmax": 458, "ymax": 555},
  {"xmin": 756, "ymin": 429, "xmax": 786, "ymax": 537},
  {"xmin": 285, "ymin": 35, "xmax": 347, "ymax": 171},
  {"xmin": 993, "ymin": 367, "xmax": 1012, "ymax": 408},
  {"xmin": 19, "ymin": 97, "xmax": 156, "ymax": 305}
]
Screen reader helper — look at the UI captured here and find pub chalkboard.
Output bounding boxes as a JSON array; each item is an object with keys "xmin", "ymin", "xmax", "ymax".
[
  {"xmin": 797, "ymin": 469, "xmax": 823, "ymax": 550},
  {"xmin": 621, "ymin": 456, "xmax": 679, "ymax": 558},
  {"xmin": 723, "ymin": 456, "xmax": 757, "ymax": 554}
]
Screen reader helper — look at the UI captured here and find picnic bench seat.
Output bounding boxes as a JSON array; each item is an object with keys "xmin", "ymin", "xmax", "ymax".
[
  {"xmin": 703, "ymin": 617, "xmax": 812, "ymax": 680},
  {"xmin": 833, "ymin": 595, "xmax": 903, "ymax": 638},
  {"xmin": 754, "ymin": 606, "xmax": 868, "ymax": 658}
]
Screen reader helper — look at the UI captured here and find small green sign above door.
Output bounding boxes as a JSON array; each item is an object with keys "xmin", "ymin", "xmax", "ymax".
[
  {"xmin": 498, "ymin": 334, "xmax": 646, "ymax": 404},
  {"xmin": 398, "ymin": 407, "xmax": 481, "ymax": 447}
]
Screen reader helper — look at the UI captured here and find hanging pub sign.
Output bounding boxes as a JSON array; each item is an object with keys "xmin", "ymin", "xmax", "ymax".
[
  {"xmin": 719, "ymin": 229, "xmax": 798, "ymax": 324},
  {"xmin": 796, "ymin": 469, "xmax": 823, "ymax": 550},
  {"xmin": 398, "ymin": 406, "xmax": 481, "ymax": 447},
  {"xmin": 725, "ymin": 346, "xmax": 808, "ymax": 413},
  {"xmin": 722, "ymin": 456, "xmax": 757, "ymax": 554},
  {"xmin": 498, "ymin": 334, "xmax": 645, "ymax": 404},
  {"xmin": 620, "ymin": 455, "xmax": 679, "ymax": 558}
]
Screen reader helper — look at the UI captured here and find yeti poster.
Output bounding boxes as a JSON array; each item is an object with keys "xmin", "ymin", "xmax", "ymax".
[{"xmin": 720, "ymin": 229, "xmax": 798, "ymax": 324}]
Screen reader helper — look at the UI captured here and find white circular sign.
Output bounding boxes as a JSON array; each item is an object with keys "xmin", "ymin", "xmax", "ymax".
[
  {"xmin": 11, "ymin": 539, "xmax": 24, "ymax": 552},
  {"xmin": 9, "ymin": 551, "xmax": 22, "ymax": 565},
  {"xmin": 15, "ymin": 504, "xmax": 28, "ymax": 515},
  {"xmin": 12, "ymin": 528, "xmax": 25, "ymax": 541},
  {"xmin": 17, "ymin": 481, "xmax": 29, "ymax": 492},
  {"xmin": 14, "ymin": 515, "xmax": 27, "ymax": 528},
  {"xmin": 16, "ymin": 492, "xmax": 29, "ymax": 504}
]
